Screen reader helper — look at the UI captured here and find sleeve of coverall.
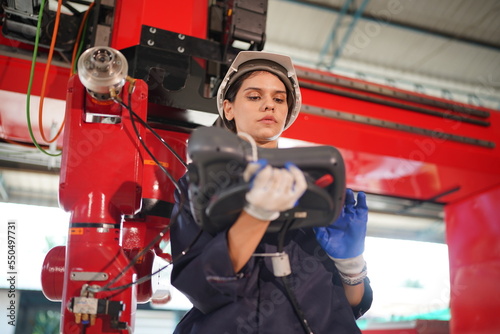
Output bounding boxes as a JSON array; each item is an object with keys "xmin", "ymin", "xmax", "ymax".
[
  {"xmin": 351, "ymin": 277, "xmax": 373, "ymax": 319},
  {"xmin": 170, "ymin": 175, "xmax": 256, "ymax": 314}
]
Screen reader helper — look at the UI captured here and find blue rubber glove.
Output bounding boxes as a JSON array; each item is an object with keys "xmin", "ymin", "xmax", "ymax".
[{"xmin": 314, "ymin": 189, "xmax": 368, "ymax": 274}]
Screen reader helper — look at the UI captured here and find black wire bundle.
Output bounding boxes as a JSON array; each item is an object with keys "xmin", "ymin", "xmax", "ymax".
[
  {"xmin": 87, "ymin": 87, "xmax": 199, "ymax": 296},
  {"xmin": 277, "ymin": 221, "xmax": 315, "ymax": 334}
]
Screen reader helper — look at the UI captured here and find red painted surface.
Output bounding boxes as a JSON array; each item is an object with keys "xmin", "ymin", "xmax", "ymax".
[
  {"xmin": 41, "ymin": 245, "xmax": 66, "ymax": 301},
  {"xmin": 139, "ymin": 129, "xmax": 189, "ymax": 207},
  {"xmin": 2, "ymin": 52, "xmax": 498, "ymax": 205},
  {"xmin": 58, "ymin": 77, "xmax": 146, "ymax": 221},
  {"xmin": 111, "ymin": 0, "xmax": 209, "ymax": 51},
  {"xmin": 283, "ymin": 85, "xmax": 500, "ymax": 203},
  {"xmin": 60, "ymin": 227, "xmax": 137, "ymax": 334},
  {"xmin": 0, "ymin": 54, "xmax": 71, "ymax": 100},
  {"xmin": 296, "ymin": 64, "xmax": 494, "ymax": 118},
  {"xmin": 122, "ymin": 129, "xmax": 188, "ymax": 302},
  {"xmin": 56, "ymin": 76, "xmax": 148, "ymax": 333},
  {"xmin": 445, "ymin": 184, "xmax": 500, "ymax": 334},
  {"xmin": 49, "ymin": 74, "xmax": 190, "ymax": 332}
]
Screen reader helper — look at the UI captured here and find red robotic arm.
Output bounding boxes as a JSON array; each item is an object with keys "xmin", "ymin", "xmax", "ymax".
[{"xmin": 41, "ymin": 47, "xmax": 188, "ymax": 333}]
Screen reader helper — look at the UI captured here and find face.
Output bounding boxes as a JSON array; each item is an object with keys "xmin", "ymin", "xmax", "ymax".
[{"xmin": 223, "ymin": 71, "xmax": 288, "ymax": 148}]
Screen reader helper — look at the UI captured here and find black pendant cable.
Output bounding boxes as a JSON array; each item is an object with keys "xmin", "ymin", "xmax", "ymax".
[{"xmin": 277, "ymin": 220, "xmax": 314, "ymax": 334}]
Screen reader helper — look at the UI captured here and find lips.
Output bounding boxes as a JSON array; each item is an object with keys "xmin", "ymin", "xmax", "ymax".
[{"xmin": 258, "ymin": 115, "xmax": 276, "ymax": 124}]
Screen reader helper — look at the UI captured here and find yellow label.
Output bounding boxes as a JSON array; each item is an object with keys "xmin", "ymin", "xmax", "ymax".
[
  {"xmin": 70, "ymin": 228, "xmax": 84, "ymax": 235},
  {"xmin": 144, "ymin": 159, "xmax": 169, "ymax": 168}
]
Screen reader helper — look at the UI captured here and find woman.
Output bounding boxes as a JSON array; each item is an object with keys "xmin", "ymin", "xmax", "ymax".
[{"xmin": 170, "ymin": 51, "xmax": 372, "ymax": 334}]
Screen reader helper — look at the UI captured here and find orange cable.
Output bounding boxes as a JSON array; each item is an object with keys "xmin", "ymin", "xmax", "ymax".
[
  {"xmin": 2, "ymin": 138, "xmax": 40, "ymax": 149},
  {"xmin": 70, "ymin": 2, "xmax": 95, "ymax": 76},
  {"xmin": 38, "ymin": 0, "xmax": 64, "ymax": 144}
]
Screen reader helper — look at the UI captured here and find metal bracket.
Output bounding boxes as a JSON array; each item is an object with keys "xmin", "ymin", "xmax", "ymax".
[
  {"xmin": 140, "ymin": 26, "xmax": 223, "ymax": 62},
  {"xmin": 71, "ymin": 272, "xmax": 109, "ymax": 281},
  {"xmin": 297, "ymin": 69, "xmax": 490, "ymax": 121},
  {"xmin": 302, "ymin": 104, "xmax": 495, "ymax": 148}
]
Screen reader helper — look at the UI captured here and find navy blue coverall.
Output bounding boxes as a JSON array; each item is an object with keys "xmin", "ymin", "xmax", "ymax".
[{"xmin": 170, "ymin": 176, "xmax": 373, "ymax": 334}]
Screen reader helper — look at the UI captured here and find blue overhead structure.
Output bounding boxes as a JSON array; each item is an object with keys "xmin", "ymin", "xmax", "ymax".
[
  {"xmin": 318, "ymin": 0, "xmax": 354, "ymax": 67},
  {"xmin": 328, "ymin": 0, "xmax": 370, "ymax": 69}
]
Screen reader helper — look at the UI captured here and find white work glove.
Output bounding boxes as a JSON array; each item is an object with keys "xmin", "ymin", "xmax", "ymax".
[{"xmin": 243, "ymin": 160, "xmax": 307, "ymax": 221}]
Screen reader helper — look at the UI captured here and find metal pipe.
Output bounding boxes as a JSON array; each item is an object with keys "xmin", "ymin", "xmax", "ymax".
[
  {"xmin": 318, "ymin": 0, "xmax": 353, "ymax": 66},
  {"xmin": 329, "ymin": 0, "xmax": 370, "ymax": 69}
]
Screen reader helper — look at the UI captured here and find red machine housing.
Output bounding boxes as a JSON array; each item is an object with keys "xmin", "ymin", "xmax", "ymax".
[
  {"xmin": 40, "ymin": 74, "xmax": 188, "ymax": 332},
  {"xmin": 55, "ymin": 75, "xmax": 145, "ymax": 333}
]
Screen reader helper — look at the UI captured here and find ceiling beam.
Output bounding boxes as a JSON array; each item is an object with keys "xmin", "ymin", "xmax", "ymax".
[
  {"xmin": 328, "ymin": 0, "xmax": 371, "ymax": 69},
  {"xmin": 318, "ymin": 0, "xmax": 354, "ymax": 66},
  {"xmin": 281, "ymin": 0, "xmax": 500, "ymax": 51}
]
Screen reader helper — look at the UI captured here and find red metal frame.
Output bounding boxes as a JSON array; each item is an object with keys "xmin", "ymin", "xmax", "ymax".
[
  {"xmin": 284, "ymin": 83, "xmax": 500, "ymax": 203},
  {"xmin": 1, "ymin": 1, "xmax": 500, "ymax": 333},
  {"xmin": 0, "ymin": 53, "xmax": 70, "ymax": 100},
  {"xmin": 111, "ymin": 0, "xmax": 209, "ymax": 51},
  {"xmin": 2, "ymin": 52, "xmax": 498, "ymax": 204},
  {"xmin": 445, "ymin": 184, "xmax": 500, "ymax": 334}
]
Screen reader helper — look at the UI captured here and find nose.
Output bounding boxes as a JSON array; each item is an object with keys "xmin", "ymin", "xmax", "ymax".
[{"xmin": 263, "ymin": 96, "xmax": 275, "ymax": 111}]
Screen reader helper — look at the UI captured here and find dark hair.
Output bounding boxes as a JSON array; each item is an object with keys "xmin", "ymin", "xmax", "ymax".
[{"xmin": 222, "ymin": 70, "xmax": 293, "ymax": 133}]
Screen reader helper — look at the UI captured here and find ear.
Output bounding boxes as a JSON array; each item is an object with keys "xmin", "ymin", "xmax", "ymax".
[{"xmin": 223, "ymin": 100, "xmax": 234, "ymax": 121}]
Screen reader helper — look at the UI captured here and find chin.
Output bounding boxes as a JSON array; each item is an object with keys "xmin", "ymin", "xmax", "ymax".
[{"xmin": 258, "ymin": 131, "xmax": 282, "ymax": 142}]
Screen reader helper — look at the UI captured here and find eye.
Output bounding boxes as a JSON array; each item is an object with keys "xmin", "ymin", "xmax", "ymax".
[
  {"xmin": 274, "ymin": 94, "xmax": 286, "ymax": 104},
  {"xmin": 246, "ymin": 95, "xmax": 261, "ymax": 101}
]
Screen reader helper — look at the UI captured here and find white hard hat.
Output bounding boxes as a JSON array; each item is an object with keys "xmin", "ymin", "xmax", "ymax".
[{"xmin": 216, "ymin": 51, "xmax": 301, "ymax": 131}]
